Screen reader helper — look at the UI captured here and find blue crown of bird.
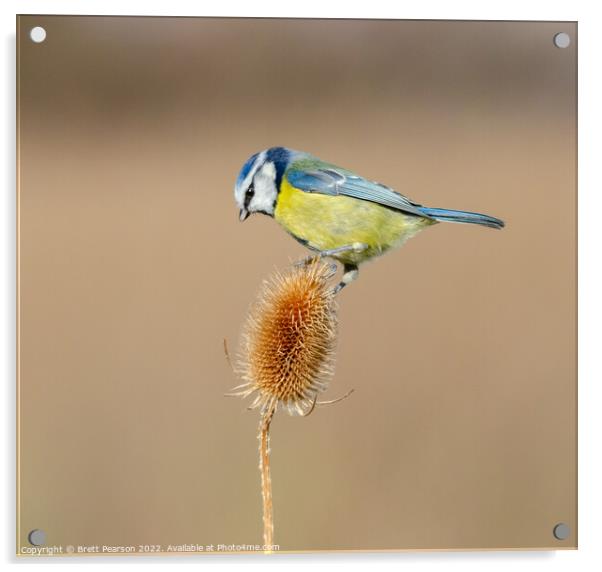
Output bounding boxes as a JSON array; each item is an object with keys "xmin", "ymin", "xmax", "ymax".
[{"xmin": 234, "ymin": 146, "xmax": 504, "ymax": 292}]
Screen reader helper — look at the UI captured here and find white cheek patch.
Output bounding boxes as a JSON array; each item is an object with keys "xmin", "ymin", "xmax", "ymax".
[{"xmin": 251, "ymin": 162, "xmax": 278, "ymax": 214}]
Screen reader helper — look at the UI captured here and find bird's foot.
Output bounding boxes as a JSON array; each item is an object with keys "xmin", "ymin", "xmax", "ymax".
[
  {"xmin": 294, "ymin": 254, "xmax": 320, "ymax": 268},
  {"xmin": 294, "ymin": 256, "xmax": 338, "ymax": 279},
  {"xmin": 294, "ymin": 244, "xmax": 367, "ymax": 294}
]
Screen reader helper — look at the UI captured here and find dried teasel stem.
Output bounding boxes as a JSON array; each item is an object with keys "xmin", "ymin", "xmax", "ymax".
[{"xmin": 258, "ymin": 399, "xmax": 276, "ymax": 551}]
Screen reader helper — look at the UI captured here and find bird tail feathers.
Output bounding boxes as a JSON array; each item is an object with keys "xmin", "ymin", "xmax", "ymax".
[{"xmin": 418, "ymin": 207, "xmax": 504, "ymax": 230}]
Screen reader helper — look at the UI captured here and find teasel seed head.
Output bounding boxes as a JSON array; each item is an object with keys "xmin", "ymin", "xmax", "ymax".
[{"xmin": 234, "ymin": 261, "xmax": 339, "ymax": 416}]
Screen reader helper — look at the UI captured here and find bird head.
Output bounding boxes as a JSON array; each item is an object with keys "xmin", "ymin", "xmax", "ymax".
[{"xmin": 234, "ymin": 147, "xmax": 291, "ymax": 221}]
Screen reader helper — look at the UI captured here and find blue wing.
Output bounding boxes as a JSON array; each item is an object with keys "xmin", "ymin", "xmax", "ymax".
[{"xmin": 286, "ymin": 167, "xmax": 431, "ymax": 219}]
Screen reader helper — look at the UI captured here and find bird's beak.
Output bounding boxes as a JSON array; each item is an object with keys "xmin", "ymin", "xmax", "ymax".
[{"xmin": 239, "ymin": 208, "xmax": 250, "ymax": 222}]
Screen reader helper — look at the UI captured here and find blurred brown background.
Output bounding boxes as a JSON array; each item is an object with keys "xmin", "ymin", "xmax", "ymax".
[{"xmin": 17, "ymin": 17, "xmax": 576, "ymax": 553}]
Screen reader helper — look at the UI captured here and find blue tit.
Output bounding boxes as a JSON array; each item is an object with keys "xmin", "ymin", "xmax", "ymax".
[{"xmin": 234, "ymin": 146, "xmax": 504, "ymax": 292}]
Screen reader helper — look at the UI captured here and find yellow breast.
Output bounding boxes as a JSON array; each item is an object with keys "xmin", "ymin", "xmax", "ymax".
[{"xmin": 274, "ymin": 177, "xmax": 435, "ymax": 265}]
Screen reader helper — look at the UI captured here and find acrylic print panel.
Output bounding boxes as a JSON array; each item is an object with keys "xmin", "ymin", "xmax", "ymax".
[{"xmin": 17, "ymin": 16, "xmax": 576, "ymax": 555}]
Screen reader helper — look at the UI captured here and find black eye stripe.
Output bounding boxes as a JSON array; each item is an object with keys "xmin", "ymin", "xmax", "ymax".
[{"xmin": 244, "ymin": 184, "xmax": 254, "ymax": 208}]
